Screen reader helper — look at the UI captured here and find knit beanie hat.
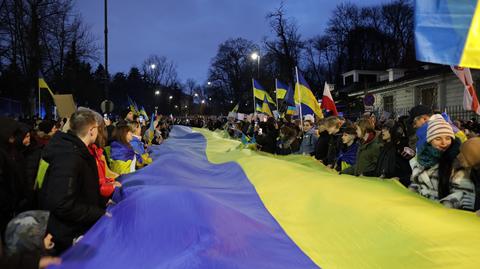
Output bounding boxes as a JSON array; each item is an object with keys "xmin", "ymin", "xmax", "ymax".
[
  {"xmin": 427, "ymin": 114, "xmax": 455, "ymax": 143},
  {"xmin": 4, "ymin": 210, "xmax": 49, "ymax": 255},
  {"xmin": 458, "ymin": 137, "xmax": 480, "ymax": 169}
]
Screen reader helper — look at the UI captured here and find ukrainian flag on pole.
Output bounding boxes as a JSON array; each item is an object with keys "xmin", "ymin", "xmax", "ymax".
[
  {"xmin": 261, "ymin": 95, "xmax": 273, "ymax": 117},
  {"xmin": 38, "ymin": 75, "xmax": 54, "ymax": 96},
  {"xmin": 275, "ymin": 79, "xmax": 288, "ymax": 100},
  {"xmin": 253, "ymin": 79, "xmax": 275, "ymax": 105},
  {"xmin": 415, "ymin": 0, "xmax": 480, "ymax": 68},
  {"xmin": 294, "ymin": 67, "xmax": 323, "ymax": 119}
]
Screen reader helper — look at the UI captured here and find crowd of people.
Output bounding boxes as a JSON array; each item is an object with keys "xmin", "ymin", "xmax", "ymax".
[
  {"xmin": 0, "ymin": 108, "xmax": 172, "ymax": 268},
  {"xmin": 190, "ymin": 105, "xmax": 480, "ymax": 212},
  {"xmin": 1, "ymin": 104, "xmax": 480, "ymax": 268}
]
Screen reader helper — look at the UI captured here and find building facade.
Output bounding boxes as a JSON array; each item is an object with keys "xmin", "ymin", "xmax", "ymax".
[{"xmin": 342, "ymin": 65, "xmax": 480, "ymax": 120}]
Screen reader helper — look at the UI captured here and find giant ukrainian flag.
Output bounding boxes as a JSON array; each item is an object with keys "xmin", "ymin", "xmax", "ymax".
[
  {"xmin": 294, "ymin": 68, "xmax": 323, "ymax": 119},
  {"xmin": 415, "ymin": 0, "xmax": 480, "ymax": 68},
  {"xmin": 57, "ymin": 126, "xmax": 480, "ymax": 269}
]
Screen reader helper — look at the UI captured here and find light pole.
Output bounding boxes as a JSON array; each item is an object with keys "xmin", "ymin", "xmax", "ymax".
[
  {"xmin": 251, "ymin": 52, "xmax": 260, "ymax": 78},
  {"xmin": 104, "ymin": 0, "xmax": 109, "ymax": 99}
]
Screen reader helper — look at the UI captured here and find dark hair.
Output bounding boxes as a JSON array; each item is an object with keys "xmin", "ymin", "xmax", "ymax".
[
  {"xmin": 70, "ymin": 110, "xmax": 97, "ymax": 137},
  {"xmin": 114, "ymin": 124, "xmax": 132, "ymax": 147}
]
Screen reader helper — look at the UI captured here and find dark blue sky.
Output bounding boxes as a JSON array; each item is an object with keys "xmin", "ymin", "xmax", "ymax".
[{"xmin": 76, "ymin": 0, "xmax": 384, "ymax": 83}]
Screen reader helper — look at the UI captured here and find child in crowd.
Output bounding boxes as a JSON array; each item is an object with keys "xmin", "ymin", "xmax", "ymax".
[
  {"xmin": 342, "ymin": 118, "xmax": 382, "ymax": 176},
  {"xmin": 110, "ymin": 124, "xmax": 136, "ymax": 175},
  {"xmin": 129, "ymin": 122, "xmax": 152, "ymax": 168},
  {"xmin": 334, "ymin": 125, "xmax": 358, "ymax": 172}
]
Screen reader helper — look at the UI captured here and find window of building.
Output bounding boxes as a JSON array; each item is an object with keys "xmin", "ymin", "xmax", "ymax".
[{"xmin": 383, "ymin": 95, "xmax": 394, "ymax": 113}]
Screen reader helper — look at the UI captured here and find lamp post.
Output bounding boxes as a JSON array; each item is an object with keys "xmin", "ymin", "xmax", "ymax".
[
  {"xmin": 104, "ymin": 0, "xmax": 109, "ymax": 99},
  {"xmin": 251, "ymin": 52, "xmax": 260, "ymax": 78}
]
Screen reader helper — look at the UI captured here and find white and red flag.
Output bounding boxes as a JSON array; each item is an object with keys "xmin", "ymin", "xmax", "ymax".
[
  {"xmin": 321, "ymin": 82, "xmax": 338, "ymax": 116},
  {"xmin": 451, "ymin": 66, "xmax": 480, "ymax": 115}
]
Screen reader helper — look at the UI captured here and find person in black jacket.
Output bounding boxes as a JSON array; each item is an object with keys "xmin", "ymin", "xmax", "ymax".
[
  {"xmin": 324, "ymin": 116, "xmax": 346, "ymax": 167},
  {"xmin": 0, "ymin": 117, "xmax": 23, "ymax": 236},
  {"xmin": 314, "ymin": 119, "xmax": 330, "ymax": 161},
  {"xmin": 39, "ymin": 110, "xmax": 106, "ymax": 253},
  {"xmin": 374, "ymin": 120, "xmax": 412, "ymax": 186},
  {"xmin": 13, "ymin": 123, "xmax": 42, "ymax": 211}
]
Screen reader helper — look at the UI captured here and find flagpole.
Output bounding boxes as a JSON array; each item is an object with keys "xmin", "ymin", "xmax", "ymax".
[
  {"xmin": 252, "ymin": 78, "xmax": 256, "ymax": 116},
  {"xmin": 295, "ymin": 67, "xmax": 303, "ymax": 128},
  {"xmin": 38, "ymin": 84, "xmax": 41, "ymax": 117},
  {"xmin": 275, "ymin": 79, "xmax": 279, "ymax": 111}
]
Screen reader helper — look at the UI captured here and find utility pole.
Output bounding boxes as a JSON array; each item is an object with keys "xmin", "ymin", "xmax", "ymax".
[{"xmin": 104, "ymin": 0, "xmax": 109, "ymax": 99}]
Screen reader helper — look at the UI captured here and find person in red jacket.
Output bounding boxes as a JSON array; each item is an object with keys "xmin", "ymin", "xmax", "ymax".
[{"xmin": 83, "ymin": 108, "xmax": 121, "ymax": 198}]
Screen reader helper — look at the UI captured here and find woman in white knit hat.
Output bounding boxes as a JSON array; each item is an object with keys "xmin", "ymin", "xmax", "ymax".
[{"xmin": 409, "ymin": 114, "xmax": 475, "ymax": 211}]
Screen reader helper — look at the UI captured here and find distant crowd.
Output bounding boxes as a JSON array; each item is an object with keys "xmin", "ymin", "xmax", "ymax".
[
  {"xmin": 185, "ymin": 106, "xmax": 480, "ymax": 214},
  {"xmin": 0, "ymin": 108, "xmax": 172, "ymax": 268}
]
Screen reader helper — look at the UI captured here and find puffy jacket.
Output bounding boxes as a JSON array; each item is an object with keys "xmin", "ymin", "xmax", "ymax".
[
  {"xmin": 39, "ymin": 131, "xmax": 105, "ymax": 252},
  {"xmin": 342, "ymin": 133, "xmax": 382, "ymax": 176}
]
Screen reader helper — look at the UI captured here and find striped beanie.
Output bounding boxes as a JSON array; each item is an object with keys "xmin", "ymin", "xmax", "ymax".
[{"xmin": 427, "ymin": 114, "xmax": 455, "ymax": 143}]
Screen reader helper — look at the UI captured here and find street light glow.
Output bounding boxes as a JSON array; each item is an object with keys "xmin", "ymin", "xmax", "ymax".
[
  {"xmin": 251, "ymin": 52, "xmax": 259, "ymax": 60},
  {"xmin": 207, "ymin": 81, "xmax": 212, "ymax": 86},
  {"xmin": 230, "ymin": 100, "xmax": 233, "ymax": 104},
  {"xmin": 174, "ymin": 105, "xmax": 178, "ymax": 108},
  {"xmin": 208, "ymin": 97, "xmax": 212, "ymax": 101},
  {"xmin": 150, "ymin": 64, "xmax": 156, "ymax": 69},
  {"xmin": 201, "ymin": 100, "xmax": 205, "ymax": 104},
  {"xmin": 194, "ymin": 93, "xmax": 198, "ymax": 97},
  {"xmin": 155, "ymin": 90, "xmax": 160, "ymax": 95},
  {"xmin": 169, "ymin": 96, "xmax": 173, "ymax": 100},
  {"xmin": 185, "ymin": 105, "xmax": 188, "ymax": 108}
]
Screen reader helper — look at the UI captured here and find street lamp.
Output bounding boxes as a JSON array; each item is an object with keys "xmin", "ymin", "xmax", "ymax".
[
  {"xmin": 185, "ymin": 105, "xmax": 188, "ymax": 109},
  {"xmin": 155, "ymin": 90, "xmax": 160, "ymax": 95},
  {"xmin": 251, "ymin": 52, "xmax": 260, "ymax": 78},
  {"xmin": 208, "ymin": 97, "xmax": 212, "ymax": 101},
  {"xmin": 201, "ymin": 100, "xmax": 205, "ymax": 104},
  {"xmin": 150, "ymin": 64, "xmax": 156, "ymax": 70},
  {"xmin": 169, "ymin": 96, "xmax": 173, "ymax": 100},
  {"xmin": 230, "ymin": 100, "xmax": 233, "ymax": 104},
  {"xmin": 207, "ymin": 81, "xmax": 212, "ymax": 86},
  {"xmin": 194, "ymin": 93, "xmax": 198, "ymax": 97},
  {"xmin": 174, "ymin": 105, "xmax": 178, "ymax": 109}
]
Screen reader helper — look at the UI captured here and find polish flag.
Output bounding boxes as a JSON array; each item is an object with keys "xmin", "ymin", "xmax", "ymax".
[
  {"xmin": 322, "ymin": 82, "xmax": 338, "ymax": 116},
  {"xmin": 451, "ymin": 66, "xmax": 480, "ymax": 115}
]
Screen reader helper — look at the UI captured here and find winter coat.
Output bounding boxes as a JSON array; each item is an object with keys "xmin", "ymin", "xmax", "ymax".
[
  {"xmin": 88, "ymin": 144, "xmax": 115, "ymax": 198},
  {"xmin": 325, "ymin": 134, "xmax": 342, "ymax": 166},
  {"xmin": 374, "ymin": 141, "xmax": 412, "ymax": 187},
  {"xmin": 342, "ymin": 133, "xmax": 382, "ymax": 176},
  {"xmin": 0, "ymin": 237, "xmax": 40, "ymax": 269},
  {"xmin": 39, "ymin": 131, "xmax": 105, "ymax": 252},
  {"xmin": 256, "ymin": 129, "xmax": 278, "ymax": 154},
  {"xmin": 0, "ymin": 117, "xmax": 23, "ymax": 235},
  {"xmin": 296, "ymin": 128, "xmax": 318, "ymax": 156},
  {"xmin": 472, "ymin": 168, "xmax": 480, "ymax": 210},
  {"xmin": 314, "ymin": 131, "xmax": 330, "ymax": 161},
  {"xmin": 335, "ymin": 141, "xmax": 359, "ymax": 172},
  {"xmin": 409, "ymin": 140, "xmax": 476, "ymax": 211},
  {"xmin": 276, "ymin": 135, "xmax": 299, "ymax": 156}
]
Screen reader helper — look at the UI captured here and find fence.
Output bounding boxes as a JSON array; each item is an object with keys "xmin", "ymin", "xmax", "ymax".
[
  {"xmin": 343, "ymin": 105, "xmax": 479, "ymax": 122},
  {"xmin": 0, "ymin": 97, "xmax": 22, "ymax": 117}
]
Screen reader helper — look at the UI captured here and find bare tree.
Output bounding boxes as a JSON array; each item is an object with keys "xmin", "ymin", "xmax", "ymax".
[
  {"xmin": 142, "ymin": 54, "xmax": 178, "ymax": 88},
  {"xmin": 264, "ymin": 2, "xmax": 303, "ymax": 84}
]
